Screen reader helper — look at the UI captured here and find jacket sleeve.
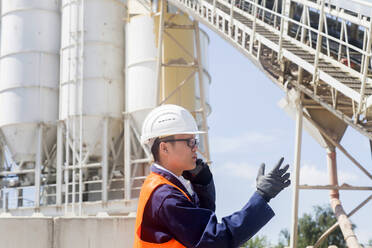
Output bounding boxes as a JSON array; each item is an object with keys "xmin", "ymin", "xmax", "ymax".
[
  {"xmin": 157, "ymin": 188, "xmax": 275, "ymax": 248},
  {"xmin": 192, "ymin": 177, "xmax": 216, "ymax": 211}
]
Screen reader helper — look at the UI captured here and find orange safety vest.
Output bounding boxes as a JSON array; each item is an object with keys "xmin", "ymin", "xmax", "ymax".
[{"xmin": 133, "ymin": 172, "xmax": 191, "ymax": 248}]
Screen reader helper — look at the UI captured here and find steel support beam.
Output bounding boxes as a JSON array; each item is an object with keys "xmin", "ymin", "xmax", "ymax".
[
  {"xmin": 194, "ymin": 21, "xmax": 211, "ymax": 161},
  {"xmin": 35, "ymin": 124, "xmax": 43, "ymax": 211},
  {"xmin": 290, "ymin": 93, "xmax": 303, "ymax": 248},
  {"xmin": 156, "ymin": 0, "xmax": 165, "ymax": 105},
  {"xmin": 102, "ymin": 118, "xmax": 109, "ymax": 203},
  {"xmin": 124, "ymin": 113, "xmax": 131, "ymax": 201},
  {"xmin": 56, "ymin": 123, "xmax": 63, "ymax": 207}
]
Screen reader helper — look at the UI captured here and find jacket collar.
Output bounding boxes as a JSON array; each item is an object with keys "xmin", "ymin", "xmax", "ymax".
[{"xmin": 150, "ymin": 164, "xmax": 194, "ymax": 200}]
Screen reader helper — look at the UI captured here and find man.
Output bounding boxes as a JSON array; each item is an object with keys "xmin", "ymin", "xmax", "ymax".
[{"xmin": 134, "ymin": 104, "xmax": 291, "ymax": 248}]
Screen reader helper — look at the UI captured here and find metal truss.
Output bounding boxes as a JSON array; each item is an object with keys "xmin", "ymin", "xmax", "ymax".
[{"xmin": 166, "ymin": 0, "xmax": 372, "ymax": 136}]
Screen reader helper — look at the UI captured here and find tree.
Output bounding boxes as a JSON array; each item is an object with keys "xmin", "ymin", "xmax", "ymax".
[
  {"xmin": 362, "ymin": 239, "xmax": 372, "ymax": 247},
  {"xmin": 276, "ymin": 229, "xmax": 290, "ymax": 248},
  {"xmin": 241, "ymin": 235, "xmax": 270, "ymax": 248},
  {"xmin": 275, "ymin": 205, "xmax": 349, "ymax": 248}
]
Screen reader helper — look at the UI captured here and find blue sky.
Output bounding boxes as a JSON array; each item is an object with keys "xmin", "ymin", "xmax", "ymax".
[{"xmin": 202, "ymin": 25, "xmax": 372, "ymax": 245}]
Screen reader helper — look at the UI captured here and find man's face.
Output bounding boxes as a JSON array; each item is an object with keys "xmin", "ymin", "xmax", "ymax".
[{"xmin": 166, "ymin": 134, "xmax": 198, "ymax": 175}]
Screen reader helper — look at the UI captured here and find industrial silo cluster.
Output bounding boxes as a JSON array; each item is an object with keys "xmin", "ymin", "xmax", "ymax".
[{"xmin": 0, "ymin": 0, "xmax": 211, "ymax": 216}]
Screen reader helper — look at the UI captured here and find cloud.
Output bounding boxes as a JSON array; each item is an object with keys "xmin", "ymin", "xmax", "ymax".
[
  {"xmin": 213, "ymin": 161, "xmax": 258, "ymax": 181},
  {"xmin": 211, "ymin": 131, "xmax": 279, "ymax": 153},
  {"xmin": 300, "ymin": 163, "xmax": 359, "ymax": 185}
]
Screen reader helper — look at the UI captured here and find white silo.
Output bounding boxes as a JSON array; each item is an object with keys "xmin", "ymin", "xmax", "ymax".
[
  {"xmin": 0, "ymin": 0, "xmax": 60, "ymax": 182},
  {"xmin": 125, "ymin": 0, "xmax": 212, "ymax": 199},
  {"xmin": 126, "ymin": 0, "xmax": 212, "ymax": 123},
  {"xmin": 126, "ymin": 13, "xmax": 157, "ymax": 113},
  {"xmin": 60, "ymin": 0, "xmax": 125, "ymax": 160},
  {"xmin": 125, "ymin": 2, "xmax": 158, "ymax": 135}
]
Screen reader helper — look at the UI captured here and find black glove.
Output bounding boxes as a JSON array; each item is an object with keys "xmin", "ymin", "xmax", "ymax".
[
  {"xmin": 256, "ymin": 157, "xmax": 291, "ymax": 202},
  {"xmin": 182, "ymin": 159, "xmax": 212, "ymax": 185}
]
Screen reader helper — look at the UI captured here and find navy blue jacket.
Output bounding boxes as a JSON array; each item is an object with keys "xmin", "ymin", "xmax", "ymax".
[{"xmin": 140, "ymin": 165, "xmax": 275, "ymax": 248}]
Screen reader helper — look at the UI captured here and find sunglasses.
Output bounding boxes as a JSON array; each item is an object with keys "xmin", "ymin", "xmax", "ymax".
[{"xmin": 161, "ymin": 138, "xmax": 199, "ymax": 149}]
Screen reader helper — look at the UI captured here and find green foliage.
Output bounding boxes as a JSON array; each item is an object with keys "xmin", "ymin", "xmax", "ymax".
[
  {"xmin": 275, "ymin": 229, "xmax": 290, "ymax": 248},
  {"xmin": 240, "ymin": 205, "xmax": 360, "ymax": 248},
  {"xmin": 275, "ymin": 205, "xmax": 349, "ymax": 248},
  {"xmin": 241, "ymin": 235, "xmax": 269, "ymax": 248},
  {"xmin": 362, "ymin": 239, "xmax": 372, "ymax": 247}
]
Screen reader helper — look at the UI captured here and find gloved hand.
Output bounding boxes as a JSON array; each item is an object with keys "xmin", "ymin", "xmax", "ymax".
[
  {"xmin": 256, "ymin": 157, "xmax": 291, "ymax": 202},
  {"xmin": 182, "ymin": 159, "xmax": 212, "ymax": 185}
]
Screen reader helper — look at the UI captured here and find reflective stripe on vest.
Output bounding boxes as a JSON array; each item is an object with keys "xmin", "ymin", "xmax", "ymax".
[{"xmin": 133, "ymin": 172, "xmax": 191, "ymax": 248}]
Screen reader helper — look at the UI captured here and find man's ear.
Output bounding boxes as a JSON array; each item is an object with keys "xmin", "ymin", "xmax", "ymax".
[{"xmin": 159, "ymin": 142, "xmax": 168, "ymax": 154}]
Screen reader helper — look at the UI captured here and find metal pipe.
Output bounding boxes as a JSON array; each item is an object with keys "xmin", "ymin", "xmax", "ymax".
[
  {"xmin": 195, "ymin": 21, "xmax": 211, "ymax": 162},
  {"xmin": 56, "ymin": 123, "xmax": 63, "ymax": 206},
  {"xmin": 131, "ymin": 158, "xmax": 153, "ymax": 164},
  {"xmin": 323, "ymin": 12, "xmax": 330, "ymax": 57},
  {"xmin": 273, "ymin": 0, "xmax": 278, "ymax": 28},
  {"xmin": 250, "ymin": 0, "xmax": 258, "ymax": 53},
  {"xmin": 312, "ymin": 0, "xmax": 325, "ymax": 87},
  {"xmin": 17, "ymin": 189, "xmax": 23, "ymax": 207},
  {"xmin": 65, "ymin": 0, "xmax": 73, "ymax": 215},
  {"xmin": 299, "ymin": 185, "xmax": 372, "ymax": 191},
  {"xmin": 155, "ymin": 0, "xmax": 165, "ymax": 105},
  {"xmin": 327, "ymin": 148, "xmax": 339, "ymax": 199},
  {"xmin": 343, "ymin": 21, "xmax": 351, "ymax": 67},
  {"xmin": 35, "ymin": 124, "xmax": 43, "ymax": 210},
  {"xmin": 289, "ymin": 92, "xmax": 303, "ymax": 248},
  {"xmin": 102, "ymin": 118, "xmax": 108, "ymax": 203},
  {"xmin": 64, "ymin": 163, "xmax": 102, "ymax": 169},
  {"xmin": 5, "ymin": 192, "xmax": 9, "ymax": 212},
  {"xmin": 357, "ymin": 13, "xmax": 372, "ymax": 116},
  {"xmin": 278, "ymin": 0, "xmax": 286, "ymax": 61},
  {"xmin": 338, "ymin": 16, "xmax": 344, "ymax": 61},
  {"xmin": 71, "ymin": 97, "xmax": 76, "ymax": 214},
  {"xmin": 314, "ymin": 195, "xmax": 372, "ymax": 248},
  {"xmin": 297, "ymin": 6, "xmax": 306, "ymax": 85},
  {"xmin": 213, "ymin": 0, "xmax": 216, "ymax": 18},
  {"xmin": 124, "ymin": 113, "xmax": 131, "ymax": 201},
  {"xmin": 328, "ymin": 156, "xmax": 361, "ymax": 247},
  {"xmin": 305, "ymin": 6, "xmax": 313, "ymax": 48},
  {"xmin": 229, "ymin": 0, "xmax": 235, "ymax": 38},
  {"xmin": 0, "ymin": 170, "xmax": 35, "ymax": 176},
  {"xmin": 360, "ymin": 19, "xmax": 367, "ymax": 72},
  {"xmin": 78, "ymin": 0, "xmax": 85, "ymax": 217},
  {"xmin": 261, "ymin": 0, "xmax": 266, "ymax": 22}
]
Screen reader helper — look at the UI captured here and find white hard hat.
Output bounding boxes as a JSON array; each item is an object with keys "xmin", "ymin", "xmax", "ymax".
[{"xmin": 141, "ymin": 104, "xmax": 204, "ymax": 145}]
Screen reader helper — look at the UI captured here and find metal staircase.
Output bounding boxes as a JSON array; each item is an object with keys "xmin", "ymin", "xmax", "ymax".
[{"xmin": 166, "ymin": 0, "xmax": 372, "ymax": 140}]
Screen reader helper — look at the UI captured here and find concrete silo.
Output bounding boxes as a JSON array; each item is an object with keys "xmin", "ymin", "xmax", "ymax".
[
  {"xmin": 59, "ymin": 0, "xmax": 125, "ymax": 212},
  {"xmin": 0, "ymin": 0, "xmax": 61, "ymax": 207}
]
